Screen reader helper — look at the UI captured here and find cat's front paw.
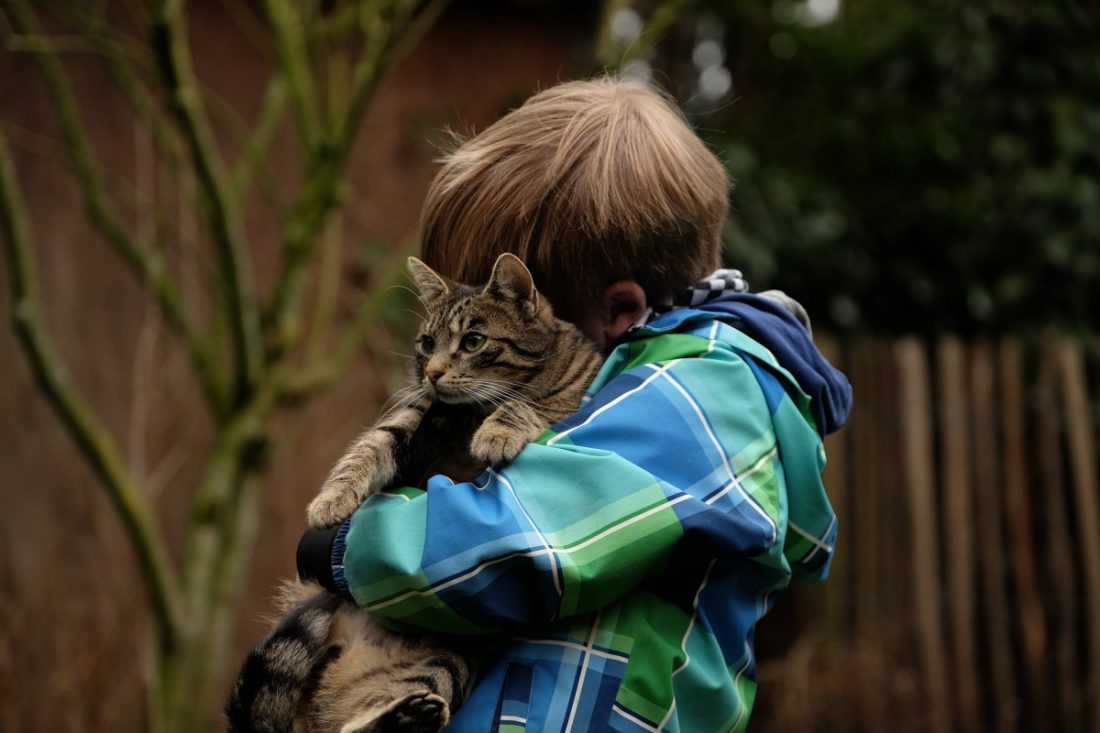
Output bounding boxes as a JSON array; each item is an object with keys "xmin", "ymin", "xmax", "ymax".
[
  {"xmin": 308, "ymin": 433, "xmax": 399, "ymax": 528},
  {"xmin": 306, "ymin": 485, "xmax": 363, "ymax": 529},
  {"xmin": 469, "ymin": 423, "xmax": 528, "ymax": 465}
]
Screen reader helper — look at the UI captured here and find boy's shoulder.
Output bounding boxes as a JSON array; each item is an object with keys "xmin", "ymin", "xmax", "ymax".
[
  {"xmin": 597, "ymin": 304, "xmax": 781, "ymax": 377},
  {"xmin": 583, "ymin": 298, "xmax": 851, "ymax": 439}
]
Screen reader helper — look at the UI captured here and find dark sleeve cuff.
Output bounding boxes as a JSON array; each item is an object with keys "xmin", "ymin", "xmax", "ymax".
[{"xmin": 296, "ymin": 521, "xmax": 352, "ymax": 599}]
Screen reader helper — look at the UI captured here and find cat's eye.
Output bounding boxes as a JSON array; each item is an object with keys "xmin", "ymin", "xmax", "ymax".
[
  {"xmin": 419, "ymin": 335, "xmax": 435, "ymax": 354},
  {"xmin": 461, "ymin": 333, "xmax": 487, "ymax": 352}
]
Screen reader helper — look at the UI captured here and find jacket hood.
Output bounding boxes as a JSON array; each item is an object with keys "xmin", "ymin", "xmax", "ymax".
[{"xmin": 695, "ymin": 292, "xmax": 852, "ymax": 436}]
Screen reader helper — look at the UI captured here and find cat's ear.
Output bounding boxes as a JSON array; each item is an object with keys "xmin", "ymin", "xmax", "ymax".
[
  {"xmin": 487, "ymin": 253, "xmax": 538, "ymax": 310},
  {"xmin": 406, "ymin": 257, "xmax": 451, "ymax": 302}
]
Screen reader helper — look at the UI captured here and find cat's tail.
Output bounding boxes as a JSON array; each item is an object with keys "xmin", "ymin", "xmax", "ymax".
[{"xmin": 225, "ymin": 590, "xmax": 343, "ymax": 733}]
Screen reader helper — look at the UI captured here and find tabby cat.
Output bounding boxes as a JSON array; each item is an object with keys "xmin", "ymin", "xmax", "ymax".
[{"xmin": 227, "ymin": 253, "xmax": 604, "ymax": 733}]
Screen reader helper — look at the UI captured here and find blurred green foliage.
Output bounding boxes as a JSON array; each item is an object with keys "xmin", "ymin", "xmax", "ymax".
[{"xmin": 686, "ymin": 0, "xmax": 1100, "ymax": 334}]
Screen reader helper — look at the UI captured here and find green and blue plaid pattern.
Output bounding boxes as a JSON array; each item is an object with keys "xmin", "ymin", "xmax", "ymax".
[{"xmin": 339, "ymin": 310, "xmax": 838, "ymax": 731}]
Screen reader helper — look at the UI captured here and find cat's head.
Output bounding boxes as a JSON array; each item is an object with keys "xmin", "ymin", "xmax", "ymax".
[{"xmin": 407, "ymin": 253, "xmax": 557, "ymax": 405}]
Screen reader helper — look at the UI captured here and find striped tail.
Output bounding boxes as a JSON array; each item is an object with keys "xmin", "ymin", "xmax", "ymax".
[{"xmin": 226, "ymin": 591, "xmax": 343, "ymax": 733}]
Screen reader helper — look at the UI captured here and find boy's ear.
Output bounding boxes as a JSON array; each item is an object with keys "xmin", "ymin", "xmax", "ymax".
[
  {"xmin": 487, "ymin": 253, "xmax": 538, "ymax": 310},
  {"xmin": 599, "ymin": 281, "xmax": 648, "ymax": 344},
  {"xmin": 406, "ymin": 257, "xmax": 451, "ymax": 302}
]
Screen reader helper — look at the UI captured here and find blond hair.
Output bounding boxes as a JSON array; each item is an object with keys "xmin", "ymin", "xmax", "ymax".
[{"xmin": 418, "ymin": 77, "xmax": 729, "ymax": 322}]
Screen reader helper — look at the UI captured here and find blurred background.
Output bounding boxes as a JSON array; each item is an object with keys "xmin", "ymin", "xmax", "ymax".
[{"xmin": 0, "ymin": 1, "xmax": 1097, "ymax": 731}]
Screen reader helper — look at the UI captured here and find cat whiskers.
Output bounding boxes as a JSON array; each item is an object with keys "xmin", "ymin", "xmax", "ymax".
[
  {"xmin": 392, "ymin": 283, "xmax": 431, "ymax": 310},
  {"xmin": 456, "ymin": 382, "xmax": 505, "ymax": 407},
  {"xmin": 473, "ymin": 378, "xmax": 542, "ymax": 403},
  {"xmin": 466, "ymin": 380, "xmax": 551, "ymax": 417},
  {"xmin": 462, "ymin": 384, "xmax": 520, "ymax": 413},
  {"xmin": 377, "ymin": 384, "xmax": 427, "ymax": 417}
]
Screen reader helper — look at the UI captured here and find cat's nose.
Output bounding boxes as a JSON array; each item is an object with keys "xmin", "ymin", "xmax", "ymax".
[{"xmin": 426, "ymin": 369, "xmax": 444, "ymax": 384}]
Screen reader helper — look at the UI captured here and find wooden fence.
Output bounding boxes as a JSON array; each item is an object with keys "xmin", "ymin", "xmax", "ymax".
[{"xmin": 753, "ymin": 334, "xmax": 1100, "ymax": 733}]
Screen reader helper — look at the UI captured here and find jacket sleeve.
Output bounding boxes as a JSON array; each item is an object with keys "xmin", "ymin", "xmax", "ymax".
[{"xmin": 314, "ymin": 347, "xmax": 803, "ymax": 635}]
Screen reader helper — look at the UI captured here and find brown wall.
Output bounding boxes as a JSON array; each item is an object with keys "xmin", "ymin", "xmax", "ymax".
[{"xmin": 0, "ymin": 3, "xmax": 597, "ymax": 731}]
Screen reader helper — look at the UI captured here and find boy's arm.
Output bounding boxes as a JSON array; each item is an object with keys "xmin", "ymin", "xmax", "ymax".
[{"xmin": 298, "ymin": 342, "xmax": 823, "ymax": 635}]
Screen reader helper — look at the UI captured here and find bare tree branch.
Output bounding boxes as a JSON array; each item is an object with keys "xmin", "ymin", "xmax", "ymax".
[
  {"xmin": 3, "ymin": 0, "xmax": 230, "ymax": 413},
  {"xmin": 279, "ymin": 240, "xmax": 412, "ymax": 400},
  {"xmin": 217, "ymin": 0, "xmax": 276, "ymax": 62},
  {"xmin": 634, "ymin": 0, "xmax": 693, "ymax": 58},
  {"xmin": 595, "ymin": 0, "xmax": 632, "ymax": 69},
  {"xmin": 2, "ymin": 3, "xmax": 454, "ymax": 729},
  {"xmin": 0, "ymin": 126, "xmax": 184, "ymax": 648},
  {"xmin": 304, "ymin": 216, "xmax": 344, "ymax": 361},
  {"xmin": 381, "ymin": 0, "xmax": 452, "ymax": 82},
  {"xmin": 0, "ymin": 4, "xmax": 152, "ymax": 71},
  {"xmin": 73, "ymin": 7, "xmax": 186, "ymax": 173},
  {"xmin": 13, "ymin": 4, "xmax": 283, "ymax": 210},
  {"xmin": 596, "ymin": 0, "xmax": 693, "ymax": 71},
  {"xmin": 231, "ymin": 77, "xmax": 289, "ymax": 199},
  {"xmin": 2, "ymin": 121, "xmax": 158, "ymax": 218},
  {"xmin": 152, "ymin": 0, "xmax": 263, "ymax": 394},
  {"xmin": 261, "ymin": 0, "xmax": 320, "ymax": 149},
  {"xmin": 264, "ymin": 0, "xmax": 450, "ymax": 358},
  {"xmin": 338, "ymin": 0, "xmax": 450, "ymax": 165}
]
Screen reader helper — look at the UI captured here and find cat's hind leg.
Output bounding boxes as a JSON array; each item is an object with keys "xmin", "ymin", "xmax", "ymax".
[
  {"xmin": 225, "ymin": 587, "xmax": 342, "ymax": 733},
  {"xmin": 308, "ymin": 619, "xmax": 474, "ymax": 733},
  {"xmin": 342, "ymin": 691, "xmax": 448, "ymax": 733}
]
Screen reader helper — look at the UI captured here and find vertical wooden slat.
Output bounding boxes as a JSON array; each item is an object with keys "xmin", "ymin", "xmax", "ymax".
[
  {"xmin": 937, "ymin": 336, "xmax": 981, "ymax": 731},
  {"xmin": 851, "ymin": 340, "xmax": 887, "ymax": 728},
  {"xmin": 816, "ymin": 334, "xmax": 850, "ymax": 641},
  {"xmin": 1037, "ymin": 338, "xmax": 1080, "ymax": 731},
  {"xmin": 879, "ymin": 346, "xmax": 910, "ymax": 659},
  {"xmin": 970, "ymin": 339, "xmax": 1020, "ymax": 729},
  {"xmin": 761, "ymin": 334, "xmax": 1100, "ymax": 731},
  {"xmin": 895, "ymin": 337, "xmax": 951, "ymax": 732},
  {"xmin": 998, "ymin": 339, "xmax": 1047, "ymax": 729},
  {"xmin": 1058, "ymin": 336, "xmax": 1100, "ymax": 733}
]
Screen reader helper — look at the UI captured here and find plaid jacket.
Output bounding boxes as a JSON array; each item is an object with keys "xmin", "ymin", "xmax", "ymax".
[{"xmin": 323, "ymin": 303, "xmax": 846, "ymax": 732}]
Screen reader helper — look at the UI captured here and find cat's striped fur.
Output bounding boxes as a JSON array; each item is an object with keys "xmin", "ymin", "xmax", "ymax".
[
  {"xmin": 226, "ymin": 588, "xmax": 341, "ymax": 733},
  {"xmin": 228, "ymin": 254, "xmax": 603, "ymax": 732},
  {"xmin": 306, "ymin": 252, "xmax": 604, "ymax": 529},
  {"xmin": 227, "ymin": 580, "xmax": 473, "ymax": 733}
]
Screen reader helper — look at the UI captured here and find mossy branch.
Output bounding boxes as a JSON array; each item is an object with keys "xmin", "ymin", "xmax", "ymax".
[
  {"xmin": 304, "ymin": 215, "xmax": 344, "ymax": 360},
  {"xmin": 595, "ymin": 0, "xmax": 631, "ymax": 68},
  {"xmin": 152, "ymin": 0, "xmax": 264, "ymax": 395},
  {"xmin": 232, "ymin": 76, "xmax": 289, "ymax": 197},
  {"xmin": 279, "ymin": 241, "xmax": 412, "ymax": 400},
  {"xmin": 263, "ymin": 0, "xmax": 450, "ymax": 359},
  {"xmin": 0, "ymin": 127, "xmax": 184, "ymax": 649},
  {"xmin": 77, "ymin": 10, "xmax": 186, "ymax": 174},
  {"xmin": 4, "ymin": 0, "xmax": 230, "ymax": 413},
  {"xmin": 261, "ymin": 0, "xmax": 319, "ymax": 149},
  {"xmin": 635, "ymin": 0, "xmax": 693, "ymax": 55},
  {"xmin": 596, "ymin": 0, "xmax": 693, "ymax": 71},
  {"xmin": 2, "ymin": 4, "xmax": 454, "ymax": 728},
  {"xmin": 7, "ymin": 3, "xmax": 182, "ymax": 172},
  {"xmin": 340, "ymin": 0, "xmax": 450, "ymax": 163}
]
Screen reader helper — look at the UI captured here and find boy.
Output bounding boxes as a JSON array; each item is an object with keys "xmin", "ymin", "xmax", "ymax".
[{"xmin": 298, "ymin": 78, "xmax": 851, "ymax": 731}]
